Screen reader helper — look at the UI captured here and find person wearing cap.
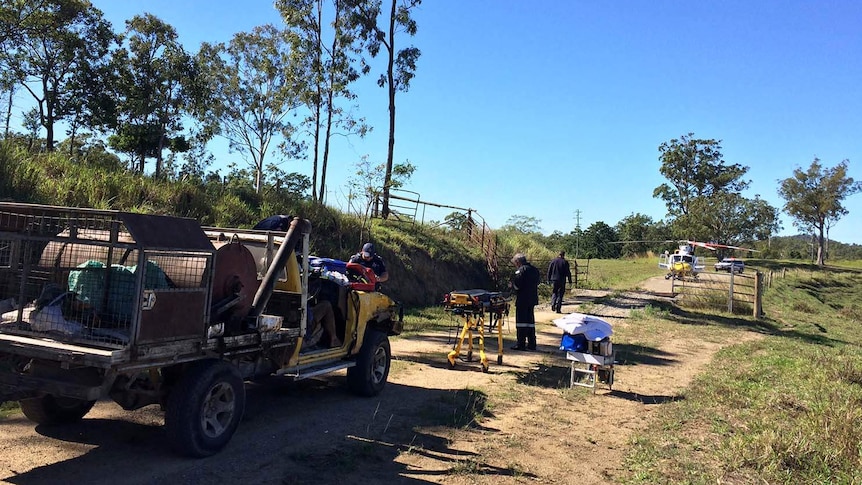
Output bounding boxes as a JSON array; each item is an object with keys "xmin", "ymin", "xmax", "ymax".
[
  {"xmin": 349, "ymin": 242, "xmax": 389, "ymax": 283},
  {"xmin": 547, "ymin": 250, "xmax": 572, "ymax": 313},
  {"xmin": 510, "ymin": 252, "xmax": 540, "ymax": 351}
]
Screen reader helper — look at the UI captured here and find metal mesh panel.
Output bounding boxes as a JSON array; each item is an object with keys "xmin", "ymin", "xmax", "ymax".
[{"xmin": 0, "ymin": 206, "xmax": 213, "ymax": 348}]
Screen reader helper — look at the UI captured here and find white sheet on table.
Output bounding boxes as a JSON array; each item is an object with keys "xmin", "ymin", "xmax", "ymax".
[{"xmin": 553, "ymin": 312, "xmax": 613, "ymax": 341}]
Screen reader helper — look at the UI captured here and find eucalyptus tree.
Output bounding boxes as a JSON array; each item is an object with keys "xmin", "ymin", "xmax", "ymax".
[
  {"xmin": 778, "ymin": 158, "xmax": 861, "ymax": 265},
  {"xmin": 678, "ymin": 193, "xmax": 780, "ymax": 250},
  {"xmin": 110, "ymin": 13, "xmax": 195, "ymax": 176},
  {"xmin": 197, "ymin": 25, "xmax": 302, "ymax": 194},
  {"xmin": 653, "ymin": 133, "xmax": 779, "ymax": 245},
  {"xmin": 277, "ymin": 0, "xmax": 368, "ymax": 203},
  {"xmin": 349, "ymin": 0, "xmax": 421, "ymax": 218},
  {"xmin": 653, "ymin": 133, "xmax": 750, "ymax": 216},
  {"xmin": 5, "ymin": 0, "xmax": 114, "ymax": 151}
]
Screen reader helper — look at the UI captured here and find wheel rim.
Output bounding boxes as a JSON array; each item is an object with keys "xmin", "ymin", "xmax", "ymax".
[
  {"xmin": 370, "ymin": 345, "xmax": 388, "ymax": 384},
  {"xmin": 200, "ymin": 381, "xmax": 236, "ymax": 439}
]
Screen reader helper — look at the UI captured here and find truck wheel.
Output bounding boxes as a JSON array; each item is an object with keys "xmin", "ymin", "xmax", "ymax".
[
  {"xmin": 165, "ymin": 360, "xmax": 245, "ymax": 457},
  {"xmin": 347, "ymin": 330, "xmax": 391, "ymax": 397},
  {"xmin": 19, "ymin": 395, "xmax": 96, "ymax": 425}
]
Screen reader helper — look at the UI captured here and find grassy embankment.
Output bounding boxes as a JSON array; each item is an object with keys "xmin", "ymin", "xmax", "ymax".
[{"xmin": 620, "ymin": 262, "xmax": 862, "ymax": 484}]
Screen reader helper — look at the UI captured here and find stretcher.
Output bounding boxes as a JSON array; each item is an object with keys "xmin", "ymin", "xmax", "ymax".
[{"xmin": 443, "ymin": 289, "xmax": 509, "ymax": 372}]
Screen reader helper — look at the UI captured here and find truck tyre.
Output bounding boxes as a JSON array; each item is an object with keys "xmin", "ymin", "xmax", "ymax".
[
  {"xmin": 19, "ymin": 395, "xmax": 96, "ymax": 425},
  {"xmin": 165, "ymin": 360, "xmax": 245, "ymax": 457},
  {"xmin": 347, "ymin": 330, "xmax": 391, "ymax": 397}
]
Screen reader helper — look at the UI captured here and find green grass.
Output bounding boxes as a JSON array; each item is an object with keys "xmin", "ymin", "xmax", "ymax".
[
  {"xmin": 0, "ymin": 402, "xmax": 18, "ymax": 419},
  {"xmin": 621, "ymin": 265, "xmax": 862, "ymax": 484},
  {"xmin": 576, "ymin": 257, "xmax": 662, "ymax": 290},
  {"xmin": 400, "ymin": 305, "xmax": 454, "ymax": 335}
]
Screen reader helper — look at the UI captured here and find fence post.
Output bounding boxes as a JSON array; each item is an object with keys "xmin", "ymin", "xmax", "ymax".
[
  {"xmin": 754, "ymin": 271, "xmax": 763, "ymax": 319},
  {"xmin": 728, "ymin": 271, "xmax": 734, "ymax": 313}
]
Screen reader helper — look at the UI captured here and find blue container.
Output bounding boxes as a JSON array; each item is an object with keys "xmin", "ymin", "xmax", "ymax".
[{"xmin": 309, "ymin": 256, "xmax": 348, "ymax": 275}]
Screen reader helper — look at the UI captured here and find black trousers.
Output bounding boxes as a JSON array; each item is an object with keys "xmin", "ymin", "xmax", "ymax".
[
  {"xmin": 551, "ymin": 280, "xmax": 567, "ymax": 311},
  {"xmin": 515, "ymin": 304, "xmax": 536, "ymax": 349}
]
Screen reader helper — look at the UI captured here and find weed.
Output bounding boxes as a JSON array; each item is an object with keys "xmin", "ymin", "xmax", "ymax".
[
  {"xmin": 0, "ymin": 401, "xmax": 19, "ymax": 419},
  {"xmin": 630, "ymin": 304, "xmax": 670, "ymax": 320},
  {"xmin": 792, "ymin": 301, "xmax": 817, "ymax": 313},
  {"xmin": 838, "ymin": 304, "xmax": 862, "ymax": 322},
  {"xmin": 448, "ymin": 458, "xmax": 482, "ymax": 475}
]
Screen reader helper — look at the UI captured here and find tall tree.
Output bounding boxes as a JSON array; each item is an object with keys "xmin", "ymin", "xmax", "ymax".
[
  {"xmin": 778, "ymin": 158, "xmax": 861, "ymax": 265},
  {"xmin": 581, "ymin": 221, "xmax": 620, "ymax": 259},
  {"xmin": 110, "ymin": 14, "xmax": 194, "ymax": 176},
  {"xmin": 653, "ymin": 133, "xmax": 779, "ymax": 244},
  {"xmin": 615, "ymin": 213, "xmax": 665, "ymax": 256},
  {"xmin": 197, "ymin": 25, "xmax": 301, "ymax": 193},
  {"xmin": 501, "ymin": 215, "xmax": 542, "ymax": 234},
  {"xmin": 653, "ymin": 133, "xmax": 749, "ymax": 216},
  {"xmin": 6, "ymin": 0, "xmax": 114, "ymax": 151},
  {"xmin": 278, "ymin": 0, "xmax": 368, "ymax": 203},
  {"xmin": 678, "ymin": 192, "xmax": 780, "ymax": 248},
  {"xmin": 351, "ymin": 0, "xmax": 421, "ymax": 218}
]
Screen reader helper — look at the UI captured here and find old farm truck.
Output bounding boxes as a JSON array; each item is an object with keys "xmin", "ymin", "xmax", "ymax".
[{"xmin": 0, "ymin": 203, "xmax": 402, "ymax": 456}]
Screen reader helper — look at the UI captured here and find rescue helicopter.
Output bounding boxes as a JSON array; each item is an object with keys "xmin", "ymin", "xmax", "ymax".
[
  {"xmin": 658, "ymin": 240, "xmax": 757, "ymax": 280},
  {"xmin": 659, "ymin": 241, "xmax": 706, "ymax": 280}
]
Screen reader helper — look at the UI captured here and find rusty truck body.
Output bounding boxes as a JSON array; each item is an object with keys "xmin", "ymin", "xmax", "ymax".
[{"xmin": 0, "ymin": 202, "xmax": 402, "ymax": 456}]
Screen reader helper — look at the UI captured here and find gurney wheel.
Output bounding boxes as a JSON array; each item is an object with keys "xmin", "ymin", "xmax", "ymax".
[
  {"xmin": 466, "ymin": 351, "xmax": 473, "ymax": 362},
  {"xmin": 497, "ymin": 355, "xmax": 503, "ymax": 365},
  {"xmin": 482, "ymin": 363, "xmax": 489, "ymax": 373},
  {"xmin": 447, "ymin": 360, "xmax": 455, "ymax": 370}
]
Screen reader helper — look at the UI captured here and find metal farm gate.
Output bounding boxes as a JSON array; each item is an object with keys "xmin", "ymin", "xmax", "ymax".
[{"xmin": 672, "ymin": 271, "xmax": 764, "ymax": 318}]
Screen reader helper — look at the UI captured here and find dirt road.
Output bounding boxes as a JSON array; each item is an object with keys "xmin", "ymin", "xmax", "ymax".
[{"xmin": 0, "ymin": 284, "xmax": 735, "ymax": 484}]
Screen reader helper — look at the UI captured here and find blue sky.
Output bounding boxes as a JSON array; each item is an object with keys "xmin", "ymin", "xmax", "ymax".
[{"xmin": 70, "ymin": 2, "xmax": 862, "ymax": 243}]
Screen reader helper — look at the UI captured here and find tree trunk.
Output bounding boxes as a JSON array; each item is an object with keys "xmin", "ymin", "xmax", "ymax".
[
  {"xmin": 382, "ymin": 0, "xmax": 397, "ymax": 219},
  {"xmin": 321, "ymin": 90, "xmax": 335, "ymax": 205},
  {"xmin": 44, "ymin": 87, "xmax": 54, "ymax": 152},
  {"xmin": 156, "ymin": 132, "xmax": 165, "ymax": 178},
  {"xmin": 816, "ymin": 222, "xmax": 825, "ymax": 266},
  {"xmin": 4, "ymin": 88, "xmax": 12, "ymax": 137},
  {"xmin": 312, "ymin": 0, "xmax": 323, "ymax": 203}
]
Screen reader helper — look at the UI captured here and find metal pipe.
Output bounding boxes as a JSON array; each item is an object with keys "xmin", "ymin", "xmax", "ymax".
[{"xmin": 248, "ymin": 217, "xmax": 312, "ymax": 318}]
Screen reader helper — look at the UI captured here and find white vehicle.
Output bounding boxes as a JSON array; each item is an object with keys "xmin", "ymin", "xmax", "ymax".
[{"xmin": 714, "ymin": 257, "xmax": 745, "ymax": 273}]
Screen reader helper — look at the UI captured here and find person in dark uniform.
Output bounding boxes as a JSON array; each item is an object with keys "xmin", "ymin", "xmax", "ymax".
[
  {"xmin": 253, "ymin": 214, "xmax": 293, "ymax": 231},
  {"xmin": 510, "ymin": 253, "xmax": 540, "ymax": 351},
  {"xmin": 547, "ymin": 251, "xmax": 572, "ymax": 313},
  {"xmin": 349, "ymin": 242, "xmax": 389, "ymax": 283}
]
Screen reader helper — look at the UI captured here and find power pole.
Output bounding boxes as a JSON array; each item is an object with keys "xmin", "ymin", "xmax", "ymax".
[{"xmin": 573, "ymin": 210, "xmax": 582, "ymax": 259}]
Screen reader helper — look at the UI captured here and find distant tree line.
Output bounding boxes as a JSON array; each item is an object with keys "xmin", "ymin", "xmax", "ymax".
[{"xmin": 477, "ymin": 134, "xmax": 861, "ymax": 264}]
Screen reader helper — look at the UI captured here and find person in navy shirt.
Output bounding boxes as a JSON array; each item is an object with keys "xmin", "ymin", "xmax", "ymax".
[{"xmin": 349, "ymin": 242, "xmax": 389, "ymax": 283}]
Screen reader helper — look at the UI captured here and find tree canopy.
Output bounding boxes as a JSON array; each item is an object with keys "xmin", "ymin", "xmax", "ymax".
[
  {"xmin": 654, "ymin": 133, "xmax": 779, "ymax": 245},
  {"xmin": 778, "ymin": 158, "xmax": 861, "ymax": 265}
]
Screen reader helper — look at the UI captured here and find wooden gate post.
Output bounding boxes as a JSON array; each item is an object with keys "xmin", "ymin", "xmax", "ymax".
[
  {"xmin": 728, "ymin": 271, "xmax": 734, "ymax": 313},
  {"xmin": 754, "ymin": 271, "xmax": 763, "ymax": 319}
]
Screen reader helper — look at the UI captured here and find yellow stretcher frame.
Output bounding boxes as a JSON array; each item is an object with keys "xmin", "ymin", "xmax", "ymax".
[{"xmin": 444, "ymin": 291, "xmax": 508, "ymax": 373}]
